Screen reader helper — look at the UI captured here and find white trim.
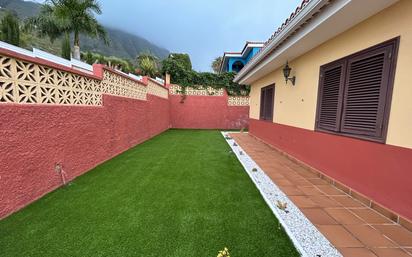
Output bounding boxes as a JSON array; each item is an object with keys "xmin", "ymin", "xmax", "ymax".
[
  {"xmin": 33, "ymin": 48, "xmax": 72, "ymax": 67},
  {"xmin": 70, "ymin": 58, "xmax": 93, "ymax": 72},
  {"xmin": 0, "ymin": 41, "xmax": 35, "ymax": 57},
  {"xmin": 128, "ymin": 73, "xmax": 143, "ymax": 81}
]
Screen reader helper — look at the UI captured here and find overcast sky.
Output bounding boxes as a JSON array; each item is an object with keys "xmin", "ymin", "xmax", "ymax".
[{"xmin": 31, "ymin": 0, "xmax": 302, "ymax": 71}]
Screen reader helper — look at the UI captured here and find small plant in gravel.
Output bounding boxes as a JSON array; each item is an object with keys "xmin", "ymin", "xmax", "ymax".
[
  {"xmin": 217, "ymin": 247, "xmax": 230, "ymax": 257},
  {"xmin": 276, "ymin": 200, "xmax": 289, "ymax": 213},
  {"xmin": 225, "ymin": 136, "xmax": 233, "ymax": 140},
  {"xmin": 252, "ymin": 168, "xmax": 258, "ymax": 172}
]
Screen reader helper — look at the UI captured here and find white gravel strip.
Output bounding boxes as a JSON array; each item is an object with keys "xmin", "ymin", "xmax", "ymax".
[{"xmin": 222, "ymin": 132, "xmax": 342, "ymax": 257}]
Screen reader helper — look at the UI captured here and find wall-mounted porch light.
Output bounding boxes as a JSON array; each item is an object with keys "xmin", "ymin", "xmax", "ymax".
[{"xmin": 283, "ymin": 61, "xmax": 296, "ymax": 86}]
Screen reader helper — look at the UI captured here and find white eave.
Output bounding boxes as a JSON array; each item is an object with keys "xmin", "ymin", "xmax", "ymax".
[{"xmin": 234, "ymin": 0, "xmax": 400, "ymax": 85}]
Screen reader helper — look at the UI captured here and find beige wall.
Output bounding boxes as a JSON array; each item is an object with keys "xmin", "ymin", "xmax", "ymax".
[{"xmin": 249, "ymin": 0, "xmax": 412, "ymax": 149}]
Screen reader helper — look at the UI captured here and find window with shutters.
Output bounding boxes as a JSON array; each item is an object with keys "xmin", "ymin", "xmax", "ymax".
[
  {"xmin": 315, "ymin": 37, "xmax": 399, "ymax": 143},
  {"xmin": 260, "ymin": 85, "xmax": 275, "ymax": 121}
]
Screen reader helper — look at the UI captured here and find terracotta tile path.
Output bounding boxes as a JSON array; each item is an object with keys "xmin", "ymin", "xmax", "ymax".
[{"xmin": 230, "ymin": 133, "xmax": 412, "ymax": 257}]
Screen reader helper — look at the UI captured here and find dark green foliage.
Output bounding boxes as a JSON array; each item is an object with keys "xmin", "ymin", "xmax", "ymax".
[
  {"xmin": 212, "ymin": 56, "xmax": 223, "ymax": 73},
  {"xmin": 136, "ymin": 51, "xmax": 160, "ymax": 77},
  {"xmin": 0, "ymin": 130, "xmax": 299, "ymax": 257},
  {"xmin": 61, "ymin": 32, "xmax": 71, "ymax": 60},
  {"xmin": 0, "ymin": 12, "xmax": 20, "ymax": 46},
  {"xmin": 168, "ymin": 53, "xmax": 192, "ymax": 70},
  {"xmin": 162, "ymin": 54, "xmax": 250, "ymax": 96},
  {"xmin": 81, "ymin": 51, "xmax": 136, "ymax": 73}
]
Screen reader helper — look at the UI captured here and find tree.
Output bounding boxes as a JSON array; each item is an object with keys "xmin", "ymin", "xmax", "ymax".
[
  {"xmin": 162, "ymin": 53, "xmax": 192, "ymax": 71},
  {"xmin": 211, "ymin": 56, "xmax": 223, "ymax": 73},
  {"xmin": 138, "ymin": 56, "xmax": 157, "ymax": 77},
  {"xmin": 61, "ymin": 32, "xmax": 71, "ymax": 59},
  {"xmin": 26, "ymin": 0, "xmax": 108, "ymax": 60},
  {"xmin": 137, "ymin": 52, "xmax": 159, "ymax": 77},
  {"xmin": 1, "ymin": 12, "xmax": 20, "ymax": 46}
]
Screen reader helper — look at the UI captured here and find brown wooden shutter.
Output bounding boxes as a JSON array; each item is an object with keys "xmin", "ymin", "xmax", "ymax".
[
  {"xmin": 340, "ymin": 43, "xmax": 394, "ymax": 138},
  {"xmin": 316, "ymin": 61, "xmax": 346, "ymax": 131}
]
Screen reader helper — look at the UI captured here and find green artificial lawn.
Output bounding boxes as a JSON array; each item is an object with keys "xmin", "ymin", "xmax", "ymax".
[{"xmin": 0, "ymin": 130, "xmax": 299, "ymax": 257}]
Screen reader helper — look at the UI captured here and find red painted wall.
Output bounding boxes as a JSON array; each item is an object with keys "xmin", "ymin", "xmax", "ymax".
[
  {"xmin": 169, "ymin": 93, "xmax": 249, "ymax": 129},
  {"xmin": 249, "ymin": 118, "xmax": 412, "ymax": 220},
  {"xmin": 0, "ymin": 94, "xmax": 170, "ymax": 219}
]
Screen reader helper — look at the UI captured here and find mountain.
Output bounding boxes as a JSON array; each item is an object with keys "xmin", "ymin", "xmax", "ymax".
[{"xmin": 0, "ymin": 0, "xmax": 169, "ymax": 60}]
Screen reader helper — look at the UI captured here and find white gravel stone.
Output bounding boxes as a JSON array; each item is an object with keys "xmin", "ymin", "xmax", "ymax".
[{"xmin": 222, "ymin": 132, "xmax": 342, "ymax": 257}]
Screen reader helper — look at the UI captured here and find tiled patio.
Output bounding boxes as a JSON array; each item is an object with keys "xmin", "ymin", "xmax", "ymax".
[{"xmin": 230, "ymin": 133, "xmax": 412, "ymax": 257}]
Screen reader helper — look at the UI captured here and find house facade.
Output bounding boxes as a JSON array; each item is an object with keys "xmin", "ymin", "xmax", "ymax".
[
  {"xmin": 220, "ymin": 42, "xmax": 263, "ymax": 73},
  {"xmin": 234, "ymin": 0, "xmax": 412, "ymax": 222}
]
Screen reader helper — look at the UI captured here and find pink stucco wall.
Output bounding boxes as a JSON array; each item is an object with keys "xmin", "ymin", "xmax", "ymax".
[
  {"xmin": 169, "ymin": 93, "xmax": 249, "ymax": 129},
  {"xmin": 0, "ymin": 94, "xmax": 170, "ymax": 219}
]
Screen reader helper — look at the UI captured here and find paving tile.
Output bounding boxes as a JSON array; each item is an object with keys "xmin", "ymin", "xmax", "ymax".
[
  {"xmin": 289, "ymin": 196, "xmax": 318, "ymax": 208},
  {"xmin": 291, "ymin": 179, "xmax": 313, "ymax": 186},
  {"xmin": 295, "ymin": 169, "xmax": 319, "ymax": 179},
  {"xmin": 373, "ymin": 225, "xmax": 412, "ymax": 247},
  {"xmin": 325, "ymin": 208, "xmax": 364, "ymax": 225},
  {"xmin": 399, "ymin": 217, "xmax": 412, "ymax": 232},
  {"xmin": 272, "ymin": 178, "xmax": 293, "ymax": 186},
  {"xmin": 344, "ymin": 225, "xmax": 396, "ymax": 247},
  {"xmin": 405, "ymin": 247, "xmax": 412, "ymax": 255},
  {"xmin": 310, "ymin": 195, "xmax": 342, "ymax": 208},
  {"xmin": 297, "ymin": 186, "xmax": 323, "ymax": 196},
  {"xmin": 371, "ymin": 202, "xmax": 399, "ymax": 223},
  {"xmin": 330, "ymin": 195, "xmax": 365, "ymax": 208},
  {"xmin": 307, "ymin": 178, "xmax": 329, "ymax": 185},
  {"xmin": 301, "ymin": 208, "xmax": 338, "ymax": 225},
  {"xmin": 372, "ymin": 248, "xmax": 411, "ymax": 257},
  {"xmin": 351, "ymin": 190, "xmax": 372, "ymax": 206},
  {"xmin": 316, "ymin": 185, "xmax": 346, "ymax": 195},
  {"xmin": 337, "ymin": 247, "xmax": 378, "ymax": 257},
  {"xmin": 350, "ymin": 208, "xmax": 394, "ymax": 224},
  {"xmin": 334, "ymin": 181, "xmax": 351, "ymax": 194},
  {"xmin": 277, "ymin": 186, "xmax": 304, "ymax": 196},
  {"xmin": 317, "ymin": 225, "xmax": 363, "ymax": 247}
]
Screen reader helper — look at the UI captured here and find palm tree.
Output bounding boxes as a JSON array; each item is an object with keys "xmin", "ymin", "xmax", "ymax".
[
  {"xmin": 138, "ymin": 56, "xmax": 158, "ymax": 77},
  {"xmin": 211, "ymin": 56, "xmax": 223, "ymax": 73},
  {"xmin": 1, "ymin": 12, "xmax": 21, "ymax": 46},
  {"xmin": 26, "ymin": 0, "xmax": 108, "ymax": 60},
  {"xmin": 137, "ymin": 52, "xmax": 159, "ymax": 77}
]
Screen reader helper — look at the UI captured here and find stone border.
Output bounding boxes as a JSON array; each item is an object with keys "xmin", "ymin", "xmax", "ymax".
[{"xmin": 222, "ymin": 132, "xmax": 342, "ymax": 257}]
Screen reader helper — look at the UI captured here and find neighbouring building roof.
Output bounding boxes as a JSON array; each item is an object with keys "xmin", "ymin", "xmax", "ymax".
[
  {"xmin": 234, "ymin": 0, "xmax": 400, "ymax": 84},
  {"xmin": 220, "ymin": 41, "xmax": 264, "ymax": 73}
]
